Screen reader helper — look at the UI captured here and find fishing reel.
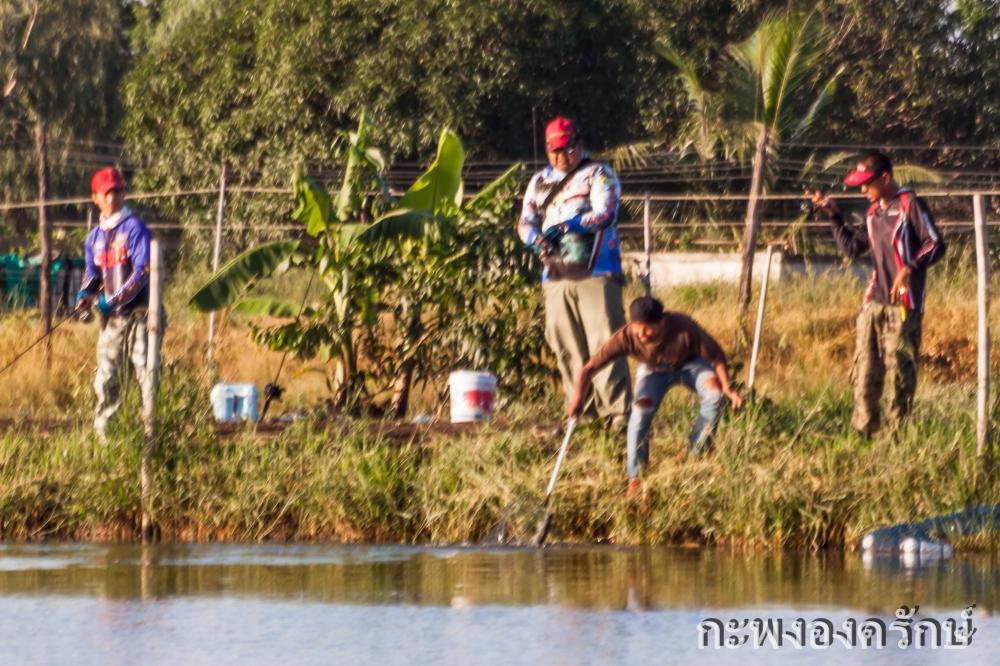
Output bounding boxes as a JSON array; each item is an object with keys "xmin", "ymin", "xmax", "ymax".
[{"xmin": 263, "ymin": 383, "xmax": 284, "ymax": 402}]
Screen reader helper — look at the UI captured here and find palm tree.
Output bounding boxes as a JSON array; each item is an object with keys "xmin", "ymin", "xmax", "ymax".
[{"xmin": 663, "ymin": 10, "xmax": 843, "ymax": 320}]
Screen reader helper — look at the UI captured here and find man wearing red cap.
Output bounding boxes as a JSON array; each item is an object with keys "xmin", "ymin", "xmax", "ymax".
[
  {"xmin": 75, "ymin": 167, "xmax": 159, "ymax": 441},
  {"xmin": 518, "ymin": 117, "xmax": 630, "ymax": 426},
  {"xmin": 812, "ymin": 151, "xmax": 945, "ymax": 434}
]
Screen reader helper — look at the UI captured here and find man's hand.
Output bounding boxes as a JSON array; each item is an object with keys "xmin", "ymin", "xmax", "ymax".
[
  {"xmin": 567, "ymin": 391, "xmax": 585, "ymax": 420},
  {"xmin": 567, "ymin": 364, "xmax": 595, "ymax": 419},
  {"xmin": 809, "ymin": 190, "xmax": 840, "ymax": 218},
  {"xmin": 890, "ymin": 265, "xmax": 911, "ymax": 304},
  {"xmin": 74, "ymin": 290, "xmax": 92, "ymax": 312},
  {"xmin": 725, "ymin": 388, "xmax": 743, "ymax": 410},
  {"xmin": 96, "ymin": 293, "xmax": 112, "ymax": 316}
]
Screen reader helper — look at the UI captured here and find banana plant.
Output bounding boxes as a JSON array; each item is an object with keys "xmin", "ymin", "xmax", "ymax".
[
  {"xmin": 190, "ymin": 113, "xmax": 391, "ymax": 408},
  {"xmin": 190, "ymin": 116, "xmax": 525, "ymax": 416}
]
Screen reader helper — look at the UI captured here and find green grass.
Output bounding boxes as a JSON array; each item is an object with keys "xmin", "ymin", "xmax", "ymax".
[
  {"xmin": 0, "ymin": 250, "xmax": 998, "ymax": 548},
  {"xmin": 1, "ymin": 368, "xmax": 997, "ymax": 549}
]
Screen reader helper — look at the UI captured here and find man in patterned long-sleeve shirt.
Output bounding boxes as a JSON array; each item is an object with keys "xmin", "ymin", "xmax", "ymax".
[
  {"xmin": 75, "ymin": 167, "xmax": 164, "ymax": 441},
  {"xmin": 517, "ymin": 117, "xmax": 630, "ymax": 427},
  {"xmin": 812, "ymin": 151, "xmax": 945, "ymax": 435}
]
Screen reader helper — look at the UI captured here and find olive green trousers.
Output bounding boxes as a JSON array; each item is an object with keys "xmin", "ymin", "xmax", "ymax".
[
  {"xmin": 850, "ymin": 302, "xmax": 922, "ymax": 435},
  {"xmin": 543, "ymin": 274, "xmax": 631, "ymax": 418}
]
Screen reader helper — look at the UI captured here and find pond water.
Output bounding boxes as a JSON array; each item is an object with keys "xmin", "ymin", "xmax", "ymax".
[{"xmin": 0, "ymin": 543, "xmax": 996, "ymax": 665}]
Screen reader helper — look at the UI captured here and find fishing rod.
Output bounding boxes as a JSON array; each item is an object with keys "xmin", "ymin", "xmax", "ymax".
[
  {"xmin": 257, "ymin": 263, "xmax": 319, "ymax": 423},
  {"xmin": 0, "ymin": 311, "xmax": 76, "ymax": 378}
]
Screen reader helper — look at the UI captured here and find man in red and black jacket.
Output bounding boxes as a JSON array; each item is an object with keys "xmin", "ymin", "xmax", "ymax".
[{"xmin": 812, "ymin": 151, "xmax": 946, "ymax": 435}]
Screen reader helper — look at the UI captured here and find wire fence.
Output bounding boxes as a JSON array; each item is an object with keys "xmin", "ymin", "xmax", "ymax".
[{"xmin": 2, "ymin": 140, "xmax": 1000, "ymax": 252}]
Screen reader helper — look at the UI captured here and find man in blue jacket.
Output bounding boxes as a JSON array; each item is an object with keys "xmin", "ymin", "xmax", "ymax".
[
  {"xmin": 517, "ymin": 117, "xmax": 631, "ymax": 427},
  {"xmin": 75, "ymin": 167, "xmax": 161, "ymax": 441}
]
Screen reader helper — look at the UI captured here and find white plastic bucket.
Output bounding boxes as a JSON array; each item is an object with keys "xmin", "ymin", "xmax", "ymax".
[
  {"xmin": 210, "ymin": 383, "xmax": 260, "ymax": 422},
  {"xmin": 448, "ymin": 371, "xmax": 497, "ymax": 423}
]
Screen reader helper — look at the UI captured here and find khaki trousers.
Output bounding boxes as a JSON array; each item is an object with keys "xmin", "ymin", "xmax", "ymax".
[
  {"xmin": 543, "ymin": 274, "xmax": 631, "ymax": 417},
  {"xmin": 850, "ymin": 302, "xmax": 922, "ymax": 435}
]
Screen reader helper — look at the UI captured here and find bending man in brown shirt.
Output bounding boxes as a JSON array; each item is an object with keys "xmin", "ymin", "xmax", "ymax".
[{"xmin": 568, "ymin": 297, "xmax": 742, "ymax": 491}]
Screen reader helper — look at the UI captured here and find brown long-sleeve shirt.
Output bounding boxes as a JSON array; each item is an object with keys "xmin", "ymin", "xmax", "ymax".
[{"xmin": 588, "ymin": 311, "xmax": 727, "ymax": 372}]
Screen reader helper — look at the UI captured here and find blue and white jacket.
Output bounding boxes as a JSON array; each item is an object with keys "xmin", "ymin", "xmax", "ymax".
[
  {"xmin": 517, "ymin": 158, "xmax": 623, "ymax": 280},
  {"xmin": 80, "ymin": 206, "xmax": 152, "ymax": 314}
]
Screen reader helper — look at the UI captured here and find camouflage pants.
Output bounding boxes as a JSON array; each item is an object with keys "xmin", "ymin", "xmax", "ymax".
[
  {"xmin": 850, "ymin": 302, "xmax": 922, "ymax": 435},
  {"xmin": 94, "ymin": 309, "xmax": 165, "ymax": 438}
]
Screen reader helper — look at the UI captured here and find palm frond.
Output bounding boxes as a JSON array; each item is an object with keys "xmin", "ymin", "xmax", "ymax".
[
  {"xmin": 893, "ymin": 164, "xmax": 947, "ymax": 186},
  {"xmin": 789, "ymin": 65, "xmax": 844, "ymax": 140},
  {"xmin": 602, "ymin": 139, "xmax": 662, "ymax": 172}
]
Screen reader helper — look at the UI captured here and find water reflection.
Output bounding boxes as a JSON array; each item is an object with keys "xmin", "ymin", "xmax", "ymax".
[{"xmin": 0, "ymin": 543, "xmax": 994, "ymax": 615}]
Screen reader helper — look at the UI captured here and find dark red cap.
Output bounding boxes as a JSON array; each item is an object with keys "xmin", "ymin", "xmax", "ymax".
[
  {"xmin": 545, "ymin": 117, "xmax": 578, "ymax": 151},
  {"xmin": 91, "ymin": 167, "xmax": 125, "ymax": 195},
  {"xmin": 844, "ymin": 161, "xmax": 881, "ymax": 187}
]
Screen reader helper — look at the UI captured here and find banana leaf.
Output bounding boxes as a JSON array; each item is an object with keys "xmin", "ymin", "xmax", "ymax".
[
  {"xmin": 232, "ymin": 297, "xmax": 315, "ymax": 318},
  {"xmin": 189, "ymin": 240, "xmax": 300, "ymax": 312},
  {"xmin": 293, "ymin": 175, "xmax": 333, "ymax": 237},
  {"xmin": 399, "ymin": 129, "xmax": 465, "ymax": 214},
  {"xmin": 463, "ymin": 163, "xmax": 521, "ymax": 214},
  {"xmin": 357, "ymin": 208, "xmax": 436, "ymax": 242}
]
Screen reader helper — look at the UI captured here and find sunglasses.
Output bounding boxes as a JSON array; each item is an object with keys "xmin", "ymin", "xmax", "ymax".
[{"xmin": 548, "ymin": 139, "xmax": 579, "ymax": 154}]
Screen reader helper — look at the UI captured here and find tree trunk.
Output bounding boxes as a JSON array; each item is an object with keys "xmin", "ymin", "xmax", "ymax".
[
  {"xmin": 389, "ymin": 366, "xmax": 413, "ymax": 420},
  {"xmin": 737, "ymin": 124, "xmax": 769, "ymax": 316},
  {"xmin": 34, "ymin": 120, "xmax": 52, "ymax": 347},
  {"xmin": 389, "ymin": 301, "xmax": 422, "ymax": 419}
]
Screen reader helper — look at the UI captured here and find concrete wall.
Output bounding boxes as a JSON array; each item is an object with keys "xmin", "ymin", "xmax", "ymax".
[{"xmin": 623, "ymin": 251, "xmax": 871, "ymax": 287}]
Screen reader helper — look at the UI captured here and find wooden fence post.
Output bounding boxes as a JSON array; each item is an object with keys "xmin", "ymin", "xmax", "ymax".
[
  {"xmin": 142, "ymin": 238, "xmax": 163, "ymax": 543},
  {"xmin": 207, "ymin": 164, "xmax": 227, "ymax": 361},
  {"xmin": 748, "ymin": 244, "xmax": 775, "ymax": 392},
  {"xmin": 974, "ymin": 194, "xmax": 991, "ymax": 459}
]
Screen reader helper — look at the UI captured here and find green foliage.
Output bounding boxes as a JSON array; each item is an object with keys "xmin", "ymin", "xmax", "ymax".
[
  {"xmin": 193, "ymin": 119, "xmax": 547, "ymax": 413},
  {"xmin": 231, "ymin": 297, "xmax": 314, "ymax": 318},
  {"xmin": 0, "ymin": 0, "xmax": 128, "ymax": 237},
  {"xmin": 189, "ymin": 239, "xmax": 300, "ymax": 312},
  {"xmin": 663, "ymin": 10, "xmax": 842, "ymax": 161},
  {"xmin": 397, "ymin": 130, "xmax": 464, "ymax": 213}
]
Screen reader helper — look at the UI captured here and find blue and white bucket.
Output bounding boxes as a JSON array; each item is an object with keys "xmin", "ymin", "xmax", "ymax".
[{"xmin": 210, "ymin": 383, "xmax": 260, "ymax": 422}]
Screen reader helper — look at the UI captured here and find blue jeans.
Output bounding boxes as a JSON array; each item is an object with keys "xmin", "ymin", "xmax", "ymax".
[{"xmin": 626, "ymin": 358, "xmax": 725, "ymax": 478}]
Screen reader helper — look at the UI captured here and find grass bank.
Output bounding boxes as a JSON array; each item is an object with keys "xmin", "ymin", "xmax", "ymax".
[
  {"xmin": 1, "ymin": 372, "xmax": 997, "ymax": 549},
  {"xmin": 0, "ymin": 254, "xmax": 998, "ymax": 548}
]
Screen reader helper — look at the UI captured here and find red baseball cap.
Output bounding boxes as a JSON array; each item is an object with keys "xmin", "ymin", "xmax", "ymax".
[
  {"xmin": 91, "ymin": 167, "xmax": 125, "ymax": 195},
  {"xmin": 545, "ymin": 117, "xmax": 578, "ymax": 151},
  {"xmin": 844, "ymin": 160, "xmax": 883, "ymax": 187}
]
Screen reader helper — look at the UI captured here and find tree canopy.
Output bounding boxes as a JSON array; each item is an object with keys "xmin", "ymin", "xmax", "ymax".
[{"xmin": 0, "ymin": 0, "xmax": 996, "ymax": 213}]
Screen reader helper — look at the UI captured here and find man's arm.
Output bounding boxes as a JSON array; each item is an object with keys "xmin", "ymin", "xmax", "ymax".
[
  {"xmin": 516, "ymin": 174, "xmax": 543, "ymax": 247},
  {"xmin": 564, "ymin": 164, "xmax": 620, "ymax": 233},
  {"xmin": 75, "ymin": 230, "xmax": 101, "ymax": 310},
  {"xmin": 811, "ymin": 192, "xmax": 870, "ymax": 259},
  {"xmin": 711, "ymin": 360, "xmax": 742, "ymax": 410},
  {"xmin": 906, "ymin": 197, "xmax": 946, "ymax": 271},
  {"xmin": 690, "ymin": 320, "xmax": 741, "ymax": 409}
]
